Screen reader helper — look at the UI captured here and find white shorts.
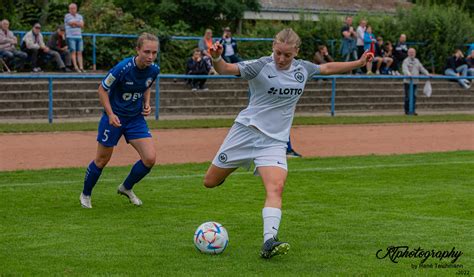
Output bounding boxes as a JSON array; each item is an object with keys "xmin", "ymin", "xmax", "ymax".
[{"xmin": 212, "ymin": 122, "xmax": 288, "ymax": 174}]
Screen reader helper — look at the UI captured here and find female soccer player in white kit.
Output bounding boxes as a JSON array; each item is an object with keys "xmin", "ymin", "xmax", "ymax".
[{"xmin": 204, "ymin": 28, "xmax": 370, "ymax": 258}]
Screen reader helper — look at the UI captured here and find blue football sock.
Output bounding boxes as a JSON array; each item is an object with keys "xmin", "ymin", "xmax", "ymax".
[
  {"xmin": 287, "ymin": 136, "xmax": 293, "ymax": 152},
  {"xmin": 123, "ymin": 160, "xmax": 151, "ymax": 190},
  {"xmin": 83, "ymin": 161, "xmax": 103, "ymax": 196}
]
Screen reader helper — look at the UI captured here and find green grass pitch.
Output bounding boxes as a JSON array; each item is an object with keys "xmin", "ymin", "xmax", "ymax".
[{"xmin": 0, "ymin": 151, "xmax": 472, "ymax": 276}]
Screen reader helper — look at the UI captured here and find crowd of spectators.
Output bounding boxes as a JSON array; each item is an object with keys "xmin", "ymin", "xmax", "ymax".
[
  {"xmin": 187, "ymin": 26, "xmax": 242, "ymax": 91},
  {"xmin": 335, "ymin": 16, "xmax": 472, "ymax": 90},
  {"xmin": 0, "ymin": 8, "xmax": 473, "ymax": 92},
  {"xmin": 0, "ymin": 3, "xmax": 83, "ymax": 73}
]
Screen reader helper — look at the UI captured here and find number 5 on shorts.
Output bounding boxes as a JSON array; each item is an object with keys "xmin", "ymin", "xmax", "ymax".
[{"xmin": 102, "ymin": 129, "xmax": 110, "ymax": 142}]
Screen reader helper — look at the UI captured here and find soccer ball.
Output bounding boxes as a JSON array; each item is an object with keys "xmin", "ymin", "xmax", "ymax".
[{"xmin": 193, "ymin": 221, "xmax": 229, "ymax": 254}]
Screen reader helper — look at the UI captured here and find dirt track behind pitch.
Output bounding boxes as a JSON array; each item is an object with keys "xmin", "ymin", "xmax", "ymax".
[{"xmin": 1, "ymin": 122, "xmax": 473, "ymax": 171}]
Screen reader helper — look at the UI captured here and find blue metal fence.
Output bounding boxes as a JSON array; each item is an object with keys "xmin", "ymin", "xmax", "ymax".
[{"xmin": 0, "ymin": 74, "xmax": 472, "ymax": 123}]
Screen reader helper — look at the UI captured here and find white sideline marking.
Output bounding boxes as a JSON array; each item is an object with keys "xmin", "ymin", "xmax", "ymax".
[{"xmin": 1, "ymin": 160, "xmax": 472, "ymax": 188}]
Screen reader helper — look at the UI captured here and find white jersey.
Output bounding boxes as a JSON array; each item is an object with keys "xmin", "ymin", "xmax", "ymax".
[{"xmin": 236, "ymin": 55, "xmax": 320, "ymax": 142}]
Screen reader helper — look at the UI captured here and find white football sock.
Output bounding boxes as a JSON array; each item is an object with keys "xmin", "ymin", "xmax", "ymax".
[{"xmin": 262, "ymin": 207, "xmax": 282, "ymax": 242}]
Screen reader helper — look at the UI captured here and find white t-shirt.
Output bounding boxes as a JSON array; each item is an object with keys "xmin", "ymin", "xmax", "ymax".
[
  {"xmin": 224, "ymin": 38, "xmax": 234, "ymax": 56},
  {"xmin": 236, "ymin": 55, "xmax": 320, "ymax": 142},
  {"xmin": 64, "ymin": 13, "xmax": 83, "ymax": 38},
  {"xmin": 356, "ymin": 25, "xmax": 366, "ymax": 46}
]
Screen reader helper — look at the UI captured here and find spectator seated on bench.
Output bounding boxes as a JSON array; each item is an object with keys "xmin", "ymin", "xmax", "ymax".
[{"xmin": 21, "ymin": 22, "xmax": 68, "ymax": 72}]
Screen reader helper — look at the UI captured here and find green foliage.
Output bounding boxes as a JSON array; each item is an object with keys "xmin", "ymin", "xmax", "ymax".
[
  {"xmin": 6, "ymin": 1, "xmax": 43, "ymax": 29},
  {"xmin": 237, "ymin": 3, "xmax": 473, "ymax": 72},
  {"xmin": 42, "ymin": 2, "xmax": 69, "ymax": 28},
  {"xmin": 237, "ymin": 15, "xmax": 341, "ymax": 61},
  {"xmin": 394, "ymin": 3, "xmax": 473, "ymax": 72},
  {"xmin": 0, "ymin": 0, "xmax": 15, "ymax": 22},
  {"xmin": 3, "ymin": 1, "xmax": 472, "ymax": 72},
  {"xmin": 79, "ymin": 0, "xmax": 150, "ymax": 68},
  {"xmin": 159, "ymin": 40, "xmax": 195, "ymax": 74},
  {"xmin": 112, "ymin": 0, "xmax": 260, "ymax": 32},
  {"xmin": 411, "ymin": 0, "xmax": 474, "ymax": 14},
  {"xmin": 0, "ymin": 0, "xmax": 83, "ymax": 30}
]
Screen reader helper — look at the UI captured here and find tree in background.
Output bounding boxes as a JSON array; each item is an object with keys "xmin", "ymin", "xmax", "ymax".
[
  {"xmin": 112, "ymin": 0, "xmax": 260, "ymax": 33},
  {"xmin": 410, "ymin": 0, "xmax": 473, "ymax": 14},
  {"xmin": 1, "ymin": 0, "xmax": 471, "ymax": 73},
  {"xmin": 0, "ymin": 0, "xmax": 16, "ymax": 23},
  {"xmin": 0, "ymin": 0, "xmax": 86, "ymax": 29},
  {"xmin": 239, "ymin": 2, "xmax": 472, "ymax": 74}
]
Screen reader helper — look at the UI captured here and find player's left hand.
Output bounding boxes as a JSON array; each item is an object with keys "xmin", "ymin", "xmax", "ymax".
[{"xmin": 142, "ymin": 104, "xmax": 151, "ymax": 116}]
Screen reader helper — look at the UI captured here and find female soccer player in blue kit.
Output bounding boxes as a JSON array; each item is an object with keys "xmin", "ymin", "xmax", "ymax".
[
  {"xmin": 80, "ymin": 33, "xmax": 160, "ymax": 208},
  {"xmin": 204, "ymin": 28, "xmax": 370, "ymax": 258}
]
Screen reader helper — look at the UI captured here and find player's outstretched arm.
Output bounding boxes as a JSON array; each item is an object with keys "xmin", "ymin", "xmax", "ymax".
[
  {"xmin": 209, "ymin": 42, "xmax": 240, "ymax": 75},
  {"xmin": 320, "ymin": 50, "xmax": 371, "ymax": 75}
]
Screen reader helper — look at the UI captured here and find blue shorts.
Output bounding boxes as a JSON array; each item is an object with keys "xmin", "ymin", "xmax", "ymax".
[
  {"xmin": 67, "ymin": 37, "xmax": 84, "ymax": 52},
  {"xmin": 97, "ymin": 114, "xmax": 152, "ymax": 147}
]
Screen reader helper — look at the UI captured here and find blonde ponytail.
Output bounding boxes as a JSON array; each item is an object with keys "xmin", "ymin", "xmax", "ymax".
[{"xmin": 274, "ymin": 28, "xmax": 301, "ymax": 48}]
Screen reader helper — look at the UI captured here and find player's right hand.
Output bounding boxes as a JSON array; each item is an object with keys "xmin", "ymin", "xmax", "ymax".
[
  {"xmin": 209, "ymin": 42, "xmax": 223, "ymax": 59},
  {"xmin": 360, "ymin": 50, "xmax": 373, "ymax": 66},
  {"xmin": 109, "ymin": 113, "xmax": 122, "ymax": 127}
]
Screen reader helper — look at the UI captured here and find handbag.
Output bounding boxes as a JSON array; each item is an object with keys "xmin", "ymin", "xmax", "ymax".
[{"xmin": 423, "ymin": 80, "xmax": 432, "ymax": 97}]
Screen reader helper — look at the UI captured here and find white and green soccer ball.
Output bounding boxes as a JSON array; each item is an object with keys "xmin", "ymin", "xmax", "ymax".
[{"xmin": 193, "ymin": 221, "xmax": 229, "ymax": 254}]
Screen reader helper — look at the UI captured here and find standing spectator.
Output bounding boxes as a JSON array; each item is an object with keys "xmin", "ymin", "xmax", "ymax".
[
  {"xmin": 313, "ymin": 45, "xmax": 334, "ymax": 65},
  {"xmin": 64, "ymin": 2, "xmax": 85, "ymax": 72},
  {"xmin": 402, "ymin": 48, "xmax": 429, "ymax": 116},
  {"xmin": 340, "ymin": 16, "xmax": 360, "ymax": 73},
  {"xmin": 394, "ymin": 34, "xmax": 408, "ymax": 74},
  {"xmin": 0, "ymin": 19, "xmax": 27, "ymax": 71},
  {"xmin": 21, "ymin": 23, "xmax": 67, "ymax": 72},
  {"xmin": 466, "ymin": 49, "xmax": 474, "ymax": 77},
  {"xmin": 219, "ymin": 27, "xmax": 241, "ymax": 63},
  {"xmin": 374, "ymin": 36, "xmax": 393, "ymax": 74},
  {"xmin": 444, "ymin": 49, "xmax": 471, "ymax": 89},
  {"xmin": 47, "ymin": 25, "xmax": 72, "ymax": 72},
  {"xmin": 363, "ymin": 25, "xmax": 377, "ymax": 74},
  {"xmin": 356, "ymin": 19, "xmax": 367, "ymax": 60},
  {"xmin": 198, "ymin": 28, "xmax": 215, "ymax": 74},
  {"xmin": 186, "ymin": 48, "xmax": 211, "ymax": 91}
]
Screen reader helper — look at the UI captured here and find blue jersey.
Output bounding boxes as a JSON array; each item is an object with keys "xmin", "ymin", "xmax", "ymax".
[{"xmin": 101, "ymin": 57, "xmax": 160, "ymax": 117}]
